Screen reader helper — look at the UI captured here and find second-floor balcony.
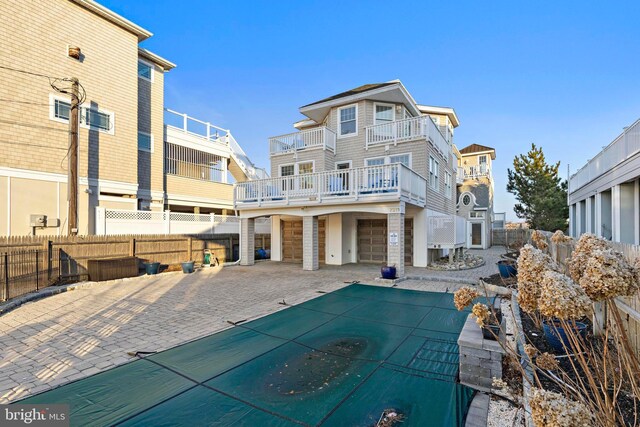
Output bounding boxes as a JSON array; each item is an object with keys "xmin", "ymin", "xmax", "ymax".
[
  {"xmin": 462, "ymin": 164, "xmax": 491, "ymax": 180},
  {"xmin": 269, "ymin": 126, "xmax": 336, "ymax": 155},
  {"xmin": 234, "ymin": 163, "xmax": 427, "ymax": 209},
  {"xmin": 365, "ymin": 116, "xmax": 451, "ymax": 158}
]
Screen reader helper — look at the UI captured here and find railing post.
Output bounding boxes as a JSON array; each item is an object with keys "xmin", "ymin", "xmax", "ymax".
[
  {"xmin": 393, "ymin": 122, "xmax": 397, "ymax": 146},
  {"xmin": 35, "ymin": 250, "xmax": 39, "ymax": 291},
  {"xmin": 182, "ymin": 113, "xmax": 188, "ymax": 132},
  {"xmin": 206, "ymin": 122, "xmax": 211, "ymax": 140},
  {"xmin": 4, "ymin": 253, "xmax": 9, "ymax": 301}
]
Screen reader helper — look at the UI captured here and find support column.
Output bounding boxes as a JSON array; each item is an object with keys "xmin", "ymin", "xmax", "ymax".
[
  {"xmin": 612, "ymin": 185, "xmax": 621, "ymax": 242},
  {"xmin": 240, "ymin": 217, "xmax": 255, "ymax": 266},
  {"xmin": 585, "ymin": 197, "xmax": 593, "ymax": 234},
  {"xmin": 387, "ymin": 204, "xmax": 405, "ymax": 277},
  {"xmin": 412, "ymin": 209, "xmax": 428, "ymax": 267},
  {"xmin": 270, "ymin": 215, "xmax": 282, "ymax": 262},
  {"xmin": 575, "ymin": 201, "xmax": 583, "ymax": 237},
  {"xmin": 594, "ymin": 193, "xmax": 602, "ymax": 237},
  {"xmin": 569, "ymin": 204, "xmax": 575, "ymax": 238},
  {"xmin": 303, "ymin": 216, "xmax": 319, "ymax": 271}
]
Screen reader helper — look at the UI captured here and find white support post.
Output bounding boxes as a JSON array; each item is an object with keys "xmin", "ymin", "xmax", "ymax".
[
  {"xmin": 164, "ymin": 210, "xmax": 171, "ymax": 234},
  {"xmin": 595, "ymin": 193, "xmax": 602, "ymax": 238},
  {"xmin": 585, "ymin": 197, "xmax": 593, "ymax": 234},
  {"xmin": 95, "ymin": 207, "xmax": 106, "ymax": 235},
  {"xmin": 635, "ymin": 180, "xmax": 640, "ymax": 245},
  {"xmin": 575, "ymin": 201, "xmax": 583, "ymax": 237},
  {"xmin": 182, "ymin": 113, "xmax": 188, "ymax": 132},
  {"xmin": 612, "ymin": 185, "xmax": 621, "ymax": 242}
]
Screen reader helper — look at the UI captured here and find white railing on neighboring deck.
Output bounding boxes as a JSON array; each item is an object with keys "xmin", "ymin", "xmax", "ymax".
[
  {"xmin": 234, "ymin": 163, "xmax": 427, "ymax": 207},
  {"xmin": 569, "ymin": 118, "xmax": 640, "ymax": 193},
  {"xmin": 365, "ymin": 116, "xmax": 451, "ymax": 157},
  {"xmin": 95, "ymin": 208, "xmax": 271, "ymax": 235},
  {"xmin": 463, "ymin": 164, "xmax": 491, "ymax": 180},
  {"xmin": 456, "ymin": 167, "xmax": 464, "ymax": 184},
  {"xmin": 164, "ymin": 108, "xmax": 268, "ymax": 180},
  {"xmin": 427, "ymin": 211, "xmax": 467, "ymax": 248},
  {"xmin": 269, "ymin": 127, "xmax": 336, "ymax": 155}
]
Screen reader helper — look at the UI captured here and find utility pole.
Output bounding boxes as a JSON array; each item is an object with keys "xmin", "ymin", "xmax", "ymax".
[{"xmin": 68, "ymin": 78, "xmax": 79, "ymax": 236}]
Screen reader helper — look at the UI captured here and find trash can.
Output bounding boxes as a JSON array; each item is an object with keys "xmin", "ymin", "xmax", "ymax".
[{"xmin": 203, "ymin": 249, "xmax": 211, "ymax": 267}]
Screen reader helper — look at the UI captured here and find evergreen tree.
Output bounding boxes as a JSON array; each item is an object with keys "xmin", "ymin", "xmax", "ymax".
[{"xmin": 507, "ymin": 144, "xmax": 569, "ymax": 231}]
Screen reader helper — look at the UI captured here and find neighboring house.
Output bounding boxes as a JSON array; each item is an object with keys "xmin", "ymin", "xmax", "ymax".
[
  {"xmin": 455, "ymin": 144, "xmax": 496, "ymax": 249},
  {"xmin": 0, "ymin": 0, "xmax": 262, "ymax": 236},
  {"xmin": 568, "ymin": 118, "xmax": 640, "ymax": 243},
  {"xmin": 234, "ymin": 81, "xmax": 466, "ymax": 276}
]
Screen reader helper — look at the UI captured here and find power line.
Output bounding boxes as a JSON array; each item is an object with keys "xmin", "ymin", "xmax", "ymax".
[
  {"xmin": 0, "ymin": 139, "xmax": 69, "ymax": 151},
  {"xmin": 0, "ymin": 118, "xmax": 70, "ymax": 133},
  {"xmin": 0, "ymin": 65, "xmax": 62, "ymax": 80}
]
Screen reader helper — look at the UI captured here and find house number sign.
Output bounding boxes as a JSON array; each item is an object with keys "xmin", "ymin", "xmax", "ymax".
[{"xmin": 389, "ymin": 232, "xmax": 399, "ymax": 246}]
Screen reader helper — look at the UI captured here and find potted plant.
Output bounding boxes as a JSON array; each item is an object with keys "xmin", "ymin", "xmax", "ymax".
[
  {"xmin": 143, "ymin": 261, "xmax": 161, "ymax": 275},
  {"xmin": 380, "ymin": 264, "xmax": 397, "ymax": 280},
  {"xmin": 181, "ymin": 261, "xmax": 195, "ymax": 274},
  {"xmin": 481, "ymin": 308, "xmax": 502, "ymax": 340}
]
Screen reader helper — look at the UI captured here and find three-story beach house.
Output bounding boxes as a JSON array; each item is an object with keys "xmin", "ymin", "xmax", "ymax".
[{"xmin": 234, "ymin": 81, "xmax": 467, "ymax": 276}]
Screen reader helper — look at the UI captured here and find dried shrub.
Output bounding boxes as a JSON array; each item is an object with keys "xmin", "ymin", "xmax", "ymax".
[
  {"xmin": 453, "ymin": 287, "xmax": 480, "ymax": 311},
  {"xmin": 551, "ymin": 230, "xmax": 572, "ymax": 244},
  {"xmin": 538, "ymin": 271, "xmax": 592, "ymax": 319},
  {"xmin": 471, "ymin": 303, "xmax": 490, "ymax": 327},
  {"xmin": 517, "ymin": 245, "xmax": 560, "ymax": 313},
  {"xmin": 532, "ymin": 229, "xmax": 549, "ymax": 250},
  {"xmin": 529, "ymin": 388, "xmax": 595, "ymax": 427},
  {"xmin": 524, "ymin": 344, "xmax": 538, "ymax": 359},
  {"xmin": 579, "ymin": 248, "xmax": 639, "ymax": 301},
  {"xmin": 567, "ymin": 233, "xmax": 610, "ymax": 282},
  {"xmin": 536, "ymin": 352, "xmax": 559, "ymax": 371}
]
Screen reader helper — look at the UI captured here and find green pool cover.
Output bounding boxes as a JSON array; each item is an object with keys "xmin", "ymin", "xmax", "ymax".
[{"xmin": 20, "ymin": 284, "xmax": 476, "ymax": 426}]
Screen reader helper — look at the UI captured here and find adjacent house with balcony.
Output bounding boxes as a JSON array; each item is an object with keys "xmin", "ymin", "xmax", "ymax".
[
  {"xmin": 568, "ymin": 118, "xmax": 640, "ymax": 243},
  {"xmin": 455, "ymin": 143, "xmax": 496, "ymax": 249},
  {"xmin": 0, "ymin": 0, "xmax": 264, "ymax": 237},
  {"xmin": 234, "ymin": 81, "xmax": 466, "ymax": 276}
]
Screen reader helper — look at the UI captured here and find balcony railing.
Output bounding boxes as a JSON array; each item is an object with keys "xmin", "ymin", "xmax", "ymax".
[
  {"xmin": 463, "ymin": 164, "xmax": 491, "ymax": 180},
  {"xmin": 365, "ymin": 116, "xmax": 451, "ymax": 157},
  {"xmin": 456, "ymin": 167, "xmax": 464, "ymax": 184},
  {"xmin": 569, "ymin": 118, "xmax": 640, "ymax": 193},
  {"xmin": 234, "ymin": 163, "xmax": 427, "ymax": 208},
  {"xmin": 427, "ymin": 212, "xmax": 467, "ymax": 248},
  {"xmin": 269, "ymin": 127, "xmax": 336, "ymax": 155}
]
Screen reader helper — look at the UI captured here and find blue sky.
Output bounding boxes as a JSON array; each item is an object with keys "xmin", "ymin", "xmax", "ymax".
[{"xmin": 103, "ymin": 0, "xmax": 640, "ymax": 220}]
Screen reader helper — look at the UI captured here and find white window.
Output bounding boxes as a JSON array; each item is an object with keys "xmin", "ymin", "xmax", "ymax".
[
  {"xmin": 49, "ymin": 94, "xmax": 115, "ymax": 134},
  {"xmin": 280, "ymin": 164, "xmax": 295, "ymax": 177},
  {"xmin": 138, "ymin": 60, "xmax": 153, "ymax": 82},
  {"xmin": 470, "ymin": 211, "xmax": 485, "ymax": 219},
  {"xmin": 461, "ymin": 193, "xmax": 472, "ymax": 206},
  {"xmin": 366, "ymin": 153, "xmax": 411, "ymax": 168},
  {"xmin": 374, "ymin": 103, "xmax": 394, "ymax": 125},
  {"xmin": 444, "ymin": 171, "xmax": 452, "ymax": 198},
  {"xmin": 138, "ymin": 131, "xmax": 153, "ymax": 152},
  {"xmin": 338, "ymin": 104, "xmax": 357, "ymax": 137},
  {"xmin": 298, "ymin": 162, "xmax": 313, "ymax": 174},
  {"xmin": 429, "ymin": 156, "xmax": 439, "ymax": 191}
]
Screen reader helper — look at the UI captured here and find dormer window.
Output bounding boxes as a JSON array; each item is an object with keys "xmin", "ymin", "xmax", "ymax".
[{"xmin": 338, "ymin": 104, "xmax": 357, "ymax": 137}]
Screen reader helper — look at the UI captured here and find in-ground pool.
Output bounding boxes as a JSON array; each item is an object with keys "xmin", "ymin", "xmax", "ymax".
[{"xmin": 20, "ymin": 284, "xmax": 477, "ymax": 426}]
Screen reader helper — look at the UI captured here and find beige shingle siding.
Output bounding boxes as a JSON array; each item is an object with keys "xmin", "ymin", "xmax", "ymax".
[
  {"xmin": 166, "ymin": 175, "xmax": 233, "ymax": 201},
  {"xmin": 0, "ymin": 0, "xmax": 139, "ymax": 185}
]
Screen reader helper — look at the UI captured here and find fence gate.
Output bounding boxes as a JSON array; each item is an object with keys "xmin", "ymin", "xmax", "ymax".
[{"xmin": 1, "ymin": 248, "xmax": 60, "ymax": 301}]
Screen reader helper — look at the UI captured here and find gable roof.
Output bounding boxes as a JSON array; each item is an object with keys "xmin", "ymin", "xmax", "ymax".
[
  {"xmin": 459, "ymin": 144, "xmax": 496, "ymax": 159},
  {"xmin": 301, "ymin": 83, "xmax": 397, "ymax": 108}
]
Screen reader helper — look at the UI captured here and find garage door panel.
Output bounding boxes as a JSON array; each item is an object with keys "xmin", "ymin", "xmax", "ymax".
[
  {"xmin": 357, "ymin": 218, "xmax": 413, "ymax": 265},
  {"xmin": 282, "ymin": 220, "xmax": 325, "ymax": 263}
]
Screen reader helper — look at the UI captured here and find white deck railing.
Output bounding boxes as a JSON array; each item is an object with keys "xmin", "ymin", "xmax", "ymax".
[
  {"xmin": 365, "ymin": 116, "xmax": 451, "ymax": 157},
  {"xmin": 569, "ymin": 118, "xmax": 640, "ymax": 193},
  {"xmin": 269, "ymin": 127, "xmax": 336, "ymax": 155},
  {"xmin": 463, "ymin": 164, "xmax": 491, "ymax": 180},
  {"xmin": 456, "ymin": 167, "xmax": 464, "ymax": 184},
  {"xmin": 164, "ymin": 108, "xmax": 268, "ymax": 180},
  {"xmin": 234, "ymin": 163, "xmax": 427, "ymax": 207},
  {"xmin": 427, "ymin": 211, "xmax": 467, "ymax": 248},
  {"xmin": 95, "ymin": 208, "xmax": 271, "ymax": 235}
]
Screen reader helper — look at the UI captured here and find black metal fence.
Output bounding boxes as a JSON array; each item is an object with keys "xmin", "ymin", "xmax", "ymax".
[{"xmin": 1, "ymin": 248, "xmax": 61, "ymax": 301}]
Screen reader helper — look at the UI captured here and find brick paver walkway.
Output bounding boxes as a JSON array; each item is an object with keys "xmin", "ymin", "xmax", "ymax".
[{"xmin": 0, "ymin": 247, "xmax": 505, "ymax": 403}]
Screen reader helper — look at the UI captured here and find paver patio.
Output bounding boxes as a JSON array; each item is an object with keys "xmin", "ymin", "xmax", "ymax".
[{"xmin": 0, "ymin": 247, "xmax": 504, "ymax": 403}]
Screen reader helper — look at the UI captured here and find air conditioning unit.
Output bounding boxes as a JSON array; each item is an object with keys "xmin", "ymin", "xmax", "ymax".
[{"xmin": 29, "ymin": 214, "xmax": 47, "ymax": 227}]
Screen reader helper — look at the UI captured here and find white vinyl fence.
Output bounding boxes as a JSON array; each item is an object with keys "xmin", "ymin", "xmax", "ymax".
[
  {"xmin": 95, "ymin": 208, "xmax": 271, "ymax": 236},
  {"xmin": 426, "ymin": 210, "xmax": 467, "ymax": 249}
]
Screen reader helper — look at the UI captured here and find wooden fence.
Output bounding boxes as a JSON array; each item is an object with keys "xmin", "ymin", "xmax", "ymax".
[
  {"xmin": 492, "ymin": 228, "xmax": 640, "ymax": 356},
  {"xmin": 0, "ymin": 233, "xmax": 270, "ymax": 301}
]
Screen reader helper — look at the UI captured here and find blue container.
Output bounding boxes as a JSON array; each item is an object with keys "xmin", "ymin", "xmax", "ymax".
[
  {"xmin": 144, "ymin": 262, "xmax": 160, "ymax": 275},
  {"xmin": 181, "ymin": 261, "xmax": 195, "ymax": 274},
  {"xmin": 543, "ymin": 320, "xmax": 587, "ymax": 353},
  {"xmin": 497, "ymin": 260, "xmax": 517, "ymax": 278},
  {"xmin": 381, "ymin": 266, "xmax": 397, "ymax": 280}
]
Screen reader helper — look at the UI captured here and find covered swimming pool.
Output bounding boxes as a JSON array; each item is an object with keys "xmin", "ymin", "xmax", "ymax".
[{"xmin": 20, "ymin": 284, "xmax": 476, "ymax": 426}]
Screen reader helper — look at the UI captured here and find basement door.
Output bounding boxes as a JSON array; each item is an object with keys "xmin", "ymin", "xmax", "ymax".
[
  {"xmin": 357, "ymin": 219, "xmax": 413, "ymax": 265},
  {"xmin": 281, "ymin": 220, "xmax": 325, "ymax": 263}
]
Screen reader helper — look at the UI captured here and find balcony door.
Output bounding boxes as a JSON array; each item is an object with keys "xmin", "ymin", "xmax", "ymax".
[
  {"xmin": 280, "ymin": 161, "xmax": 314, "ymax": 193},
  {"xmin": 373, "ymin": 103, "xmax": 395, "ymax": 142}
]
